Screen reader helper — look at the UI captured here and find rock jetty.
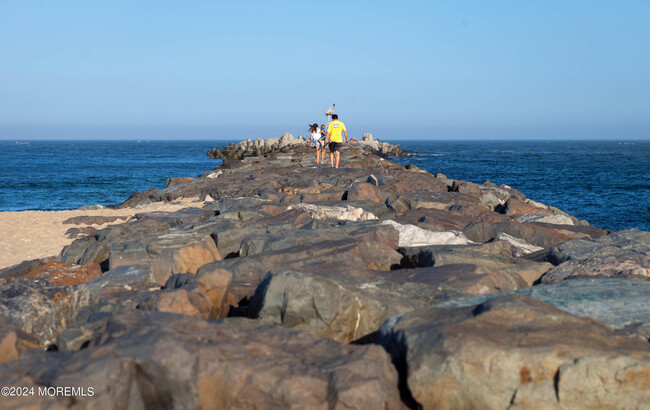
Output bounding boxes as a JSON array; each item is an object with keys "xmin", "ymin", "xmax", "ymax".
[
  {"xmin": 207, "ymin": 132, "xmax": 408, "ymax": 159},
  {"xmin": 0, "ymin": 140, "xmax": 648, "ymax": 409}
]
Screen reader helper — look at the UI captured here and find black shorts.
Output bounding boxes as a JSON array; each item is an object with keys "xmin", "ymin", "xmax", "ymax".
[{"xmin": 329, "ymin": 142, "xmax": 342, "ymax": 153}]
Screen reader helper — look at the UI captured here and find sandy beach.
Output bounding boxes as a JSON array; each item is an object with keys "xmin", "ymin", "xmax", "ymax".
[{"xmin": 0, "ymin": 198, "xmax": 204, "ymax": 270}]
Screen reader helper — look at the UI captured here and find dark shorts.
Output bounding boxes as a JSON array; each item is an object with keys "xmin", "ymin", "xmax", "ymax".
[{"xmin": 329, "ymin": 142, "xmax": 342, "ymax": 153}]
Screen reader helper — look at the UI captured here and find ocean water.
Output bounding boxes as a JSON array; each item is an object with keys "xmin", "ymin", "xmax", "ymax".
[
  {"xmin": 0, "ymin": 140, "xmax": 222, "ymax": 212},
  {"xmin": 0, "ymin": 139, "xmax": 647, "ymax": 232},
  {"xmin": 393, "ymin": 140, "xmax": 649, "ymax": 232}
]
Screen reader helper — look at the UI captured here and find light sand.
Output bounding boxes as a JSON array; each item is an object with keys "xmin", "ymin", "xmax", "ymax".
[{"xmin": 0, "ymin": 198, "xmax": 206, "ymax": 270}]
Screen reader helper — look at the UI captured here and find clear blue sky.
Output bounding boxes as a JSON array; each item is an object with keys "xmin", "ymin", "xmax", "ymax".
[{"xmin": 1, "ymin": 0, "xmax": 649, "ymax": 140}]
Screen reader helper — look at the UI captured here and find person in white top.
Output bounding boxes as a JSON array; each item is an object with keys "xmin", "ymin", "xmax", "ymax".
[{"xmin": 307, "ymin": 123, "xmax": 325, "ymax": 164}]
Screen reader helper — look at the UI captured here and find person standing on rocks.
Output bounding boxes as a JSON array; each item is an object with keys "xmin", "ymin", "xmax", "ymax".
[
  {"xmin": 325, "ymin": 114, "xmax": 348, "ymax": 168},
  {"xmin": 318, "ymin": 124, "xmax": 327, "ymax": 164},
  {"xmin": 307, "ymin": 123, "xmax": 324, "ymax": 163}
]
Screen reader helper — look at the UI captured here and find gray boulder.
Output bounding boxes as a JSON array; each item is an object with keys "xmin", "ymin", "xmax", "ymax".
[
  {"xmin": 438, "ymin": 277, "xmax": 650, "ymax": 341},
  {"xmin": 397, "ymin": 246, "xmax": 552, "ymax": 286},
  {"xmin": 85, "ymin": 264, "xmax": 155, "ymax": 296},
  {"xmin": 516, "ymin": 213, "xmax": 575, "ymax": 226},
  {"xmin": 0, "ymin": 279, "xmax": 90, "ymax": 347},
  {"xmin": 545, "ymin": 228, "xmax": 650, "ymax": 265},
  {"xmin": 134, "ymin": 207, "xmax": 217, "ymax": 227},
  {"xmin": 541, "ymin": 229, "xmax": 650, "ymax": 283},
  {"xmin": 109, "ymin": 231, "xmax": 222, "ymax": 285},
  {"xmin": 2, "ymin": 310, "xmax": 404, "ymax": 409},
  {"xmin": 249, "ymin": 270, "xmax": 465, "ymax": 343},
  {"xmin": 377, "ymin": 294, "xmax": 650, "ymax": 409},
  {"xmin": 205, "ymin": 238, "xmax": 403, "ymax": 287},
  {"xmin": 385, "ymin": 264, "xmax": 529, "ymax": 296},
  {"xmin": 59, "ymin": 218, "xmax": 173, "ymax": 266}
]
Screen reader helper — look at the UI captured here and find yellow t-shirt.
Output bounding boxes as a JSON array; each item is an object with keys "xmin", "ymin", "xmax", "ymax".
[{"xmin": 327, "ymin": 120, "xmax": 347, "ymax": 143}]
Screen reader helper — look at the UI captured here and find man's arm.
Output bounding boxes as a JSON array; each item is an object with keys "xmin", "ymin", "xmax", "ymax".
[
  {"xmin": 344, "ymin": 130, "xmax": 349, "ymax": 143},
  {"xmin": 325, "ymin": 131, "xmax": 331, "ymax": 144}
]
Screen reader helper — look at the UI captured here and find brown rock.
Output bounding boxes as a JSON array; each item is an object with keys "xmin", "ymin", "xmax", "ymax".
[
  {"xmin": 139, "ymin": 289, "xmax": 202, "ymax": 317},
  {"xmin": 346, "ymin": 182, "xmax": 390, "ymax": 205},
  {"xmin": 196, "ymin": 267, "xmax": 233, "ymax": 318},
  {"xmin": 0, "ymin": 315, "xmax": 39, "ymax": 364},
  {"xmin": 25, "ymin": 260, "xmax": 102, "ymax": 286},
  {"xmin": 118, "ymin": 187, "xmax": 158, "ymax": 208},
  {"xmin": 447, "ymin": 204, "xmax": 509, "ymax": 225},
  {"xmin": 503, "ymin": 197, "xmax": 554, "ymax": 218},
  {"xmin": 250, "ymin": 270, "xmax": 465, "ymax": 343},
  {"xmin": 390, "ymin": 208, "xmax": 472, "ymax": 231},
  {"xmin": 378, "ymin": 295, "xmax": 650, "ymax": 410},
  {"xmin": 1, "ymin": 311, "xmax": 405, "ymax": 409},
  {"xmin": 450, "ymin": 180, "xmax": 482, "ymax": 197},
  {"xmin": 386, "ymin": 264, "xmax": 528, "ymax": 296},
  {"xmin": 109, "ymin": 233, "xmax": 222, "ymax": 285},
  {"xmin": 166, "ymin": 176, "xmax": 197, "ymax": 187},
  {"xmin": 400, "ymin": 190, "xmax": 481, "ymax": 211},
  {"xmin": 463, "ymin": 220, "xmax": 590, "ymax": 248}
]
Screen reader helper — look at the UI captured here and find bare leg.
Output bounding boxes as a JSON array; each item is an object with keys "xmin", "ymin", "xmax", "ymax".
[
  {"xmin": 335, "ymin": 151, "xmax": 340, "ymax": 168},
  {"xmin": 329, "ymin": 151, "xmax": 334, "ymax": 168},
  {"xmin": 320, "ymin": 149, "xmax": 325, "ymax": 163},
  {"xmin": 316, "ymin": 149, "xmax": 320, "ymax": 164}
]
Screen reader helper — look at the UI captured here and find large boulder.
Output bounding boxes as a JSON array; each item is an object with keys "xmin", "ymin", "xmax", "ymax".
[
  {"xmin": 503, "ymin": 197, "xmax": 554, "ymax": 218},
  {"xmin": 545, "ymin": 228, "xmax": 650, "ymax": 265},
  {"xmin": 493, "ymin": 232, "xmax": 543, "ymax": 257},
  {"xmin": 0, "ymin": 279, "xmax": 90, "ymax": 347},
  {"xmin": 386, "ymin": 263, "xmax": 532, "ymax": 296},
  {"xmin": 134, "ymin": 207, "xmax": 217, "ymax": 227},
  {"xmin": 109, "ymin": 232, "xmax": 222, "ymax": 285},
  {"xmin": 463, "ymin": 220, "xmax": 605, "ymax": 249},
  {"xmin": 541, "ymin": 229, "xmax": 650, "ymax": 283},
  {"xmin": 0, "ymin": 258, "xmax": 47, "ymax": 287},
  {"xmin": 389, "ymin": 208, "xmax": 477, "ymax": 232},
  {"xmin": 377, "ymin": 295, "xmax": 650, "ymax": 409},
  {"xmin": 381, "ymin": 220, "xmax": 474, "ymax": 247},
  {"xmin": 204, "ymin": 238, "xmax": 403, "ymax": 287},
  {"xmin": 85, "ymin": 264, "xmax": 156, "ymax": 296},
  {"xmin": 1, "ymin": 310, "xmax": 404, "ymax": 409},
  {"xmin": 25, "ymin": 260, "xmax": 102, "ymax": 286},
  {"xmin": 161, "ymin": 267, "xmax": 233, "ymax": 319},
  {"xmin": 437, "ymin": 277, "xmax": 650, "ymax": 341},
  {"xmin": 397, "ymin": 246, "xmax": 552, "ymax": 286},
  {"xmin": 288, "ymin": 203, "xmax": 378, "ymax": 221},
  {"xmin": 59, "ymin": 218, "xmax": 174, "ymax": 266},
  {"xmin": 399, "ymin": 190, "xmax": 481, "ymax": 211},
  {"xmin": 240, "ymin": 223, "xmax": 399, "ymax": 257},
  {"xmin": 346, "ymin": 182, "xmax": 390, "ymax": 205},
  {"xmin": 516, "ymin": 213, "xmax": 575, "ymax": 226},
  {"xmin": 249, "ymin": 270, "xmax": 465, "ymax": 343}
]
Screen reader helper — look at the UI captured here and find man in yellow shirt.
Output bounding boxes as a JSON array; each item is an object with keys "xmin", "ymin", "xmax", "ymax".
[{"xmin": 325, "ymin": 114, "xmax": 348, "ymax": 168}]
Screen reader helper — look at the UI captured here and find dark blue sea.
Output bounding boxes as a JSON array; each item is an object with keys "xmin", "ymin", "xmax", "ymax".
[{"xmin": 0, "ymin": 140, "xmax": 648, "ymax": 232}]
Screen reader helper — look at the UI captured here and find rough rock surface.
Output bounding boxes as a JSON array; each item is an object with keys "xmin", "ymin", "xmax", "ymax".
[
  {"xmin": 377, "ymin": 295, "xmax": 650, "ymax": 409},
  {"xmin": 25, "ymin": 260, "xmax": 102, "ymax": 286},
  {"xmin": 0, "ymin": 279, "xmax": 90, "ymax": 347},
  {"xmin": 0, "ymin": 315, "xmax": 39, "ymax": 364},
  {"xmin": 250, "ymin": 270, "xmax": 466, "ymax": 342},
  {"xmin": 0, "ymin": 310, "xmax": 404, "ymax": 409},
  {"xmin": 381, "ymin": 220, "xmax": 474, "ymax": 246},
  {"xmin": 438, "ymin": 277, "xmax": 650, "ymax": 341},
  {"xmin": 541, "ymin": 229, "xmax": 650, "ymax": 283}
]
